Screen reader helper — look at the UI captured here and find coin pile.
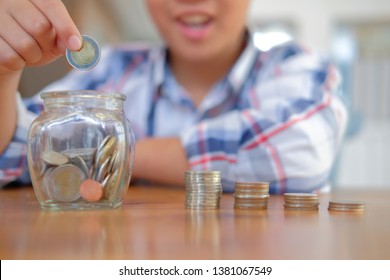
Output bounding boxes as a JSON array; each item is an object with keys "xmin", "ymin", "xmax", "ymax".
[
  {"xmin": 284, "ymin": 193, "xmax": 319, "ymax": 210},
  {"xmin": 328, "ymin": 200, "xmax": 365, "ymax": 212},
  {"xmin": 233, "ymin": 181, "xmax": 269, "ymax": 209},
  {"xmin": 66, "ymin": 34, "xmax": 101, "ymax": 70},
  {"xmin": 40, "ymin": 135, "xmax": 120, "ymax": 203},
  {"xmin": 184, "ymin": 171, "xmax": 223, "ymax": 209}
]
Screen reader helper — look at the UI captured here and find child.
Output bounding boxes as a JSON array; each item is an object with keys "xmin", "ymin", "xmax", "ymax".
[{"xmin": 0, "ymin": 0, "xmax": 347, "ymax": 193}]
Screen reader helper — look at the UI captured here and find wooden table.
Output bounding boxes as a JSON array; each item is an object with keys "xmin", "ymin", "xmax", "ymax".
[{"xmin": 1, "ymin": 184, "xmax": 390, "ymax": 260}]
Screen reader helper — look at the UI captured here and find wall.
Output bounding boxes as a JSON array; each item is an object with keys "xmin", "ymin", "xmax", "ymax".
[{"xmin": 248, "ymin": 0, "xmax": 390, "ymax": 52}]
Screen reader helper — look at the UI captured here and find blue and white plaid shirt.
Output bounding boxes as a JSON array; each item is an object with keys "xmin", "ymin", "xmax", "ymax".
[{"xmin": 0, "ymin": 34, "xmax": 348, "ymax": 193}]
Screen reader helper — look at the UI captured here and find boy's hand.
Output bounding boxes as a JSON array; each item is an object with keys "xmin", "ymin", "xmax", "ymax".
[{"xmin": 0, "ymin": 0, "xmax": 82, "ymax": 75}]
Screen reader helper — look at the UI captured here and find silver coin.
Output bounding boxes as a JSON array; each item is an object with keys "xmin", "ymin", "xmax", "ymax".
[
  {"xmin": 185, "ymin": 170, "xmax": 220, "ymax": 175},
  {"xmin": 234, "ymin": 203, "xmax": 268, "ymax": 209},
  {"xmin": 69, "ymin": 155, "xmax": 90, "ymax": 178},
  {"xmin": 235, "ymin": 181, "xmax": 269, "ymax": 188},
  {"xmin": 103, "ymin": 169, "xmax": 119, "ymax": 201},
  {"xmin": 40, "ymin": 167, "xmax": 55, "ymax": 197},
  {"xmin": 102, "ymin": 173, "xmax": 111, "ymax": 189},
  {"xmin": 328, "ymin": 200, "xmax": 365, "ymax": 211},
  {"xmin": 284, "ymin": 202, "xmax": 319, "ymax": 207},
  {"xmin": 66, "ymin": 35, "xmax": 100, "ymax": 70},
  {"xmin": 233, "ymin": 194, "xmax": 269, "ymax": 199},
  {"xmin": 328, "ymin": 200, "xmax": 365, "ymax": 207},
  {"xmin": 98, "ymin": 136, "xmax": 117, "ymax": 154},
  {"xmin": 110, "ymin": 150, "xmax": 122, "ymax": 174},
  {"xmin": 185, "ymin": 185, "xmax": 222, "ymax": 192},
  {"xmin": 47, "ymin": 164, "xmax": 86, "ymax": 202},
  {"xmin": 186, "ymin": 199, "xmax": 222, "ymax": 204},
  {"xmin": 61, "ymin": 148, "xmax": 96, "ymax": 161},
  {"xmin": 185, "ymin": 178, "xmax": 221, "ymax": 183},
  {"xmin": 185, "ymin": 171, "xmax": 221, "ymax": 179},
  {"xmin": 185, "ymin": 204, "xmax": 220, "ymax": 210},
  {"xmin": 284, "ymin": 198, "xmax": 319, "ymax": 203},
  {"xmin": 185, "ymin": 194, "xmax": 222, "ymax": 199},
  {"xmin": 94, "ymin": 156, "xmax": 111, "ymax": 182},
  {"xmin": 328, "ymin": 206, "xmax": 365, "ymax": 212},
  {"xmin": 107, "ymin": 152, "xmax": 117, "ymax": 174},
  {"xmin": 99, "ymin": 135, "xmax": 112, "ymax": 150},
  {"xmin": 96, "ymin": 136, "xmax": 117, "ymax": 167},
  {"xmin": 284, "ymin": 193, "xmax": 318, "ymax": 199},
  {"xmin": 284, "ymin": 205, "xmax": 319, "ymax": 211},
  {"xmin": 41, "ymin": 150, "xmax": 69, "ymax": 166},
  {"xmin": 92, "ymin": 136, "xmax": 116, "ymax": 178}
]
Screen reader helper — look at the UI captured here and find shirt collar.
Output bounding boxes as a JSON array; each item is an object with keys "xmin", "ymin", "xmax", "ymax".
[{"xmin": 226, "ymin": 30, "xmax": 260, "ymax": 94}]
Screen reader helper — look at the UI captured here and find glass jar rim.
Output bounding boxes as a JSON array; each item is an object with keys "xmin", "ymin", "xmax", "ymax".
[{"xmin": 40, "ymin": 90, "xmax": 126, "ymax": 101}]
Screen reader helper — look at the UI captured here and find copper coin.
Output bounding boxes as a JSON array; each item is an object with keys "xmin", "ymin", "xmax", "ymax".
[{"xmin": 80, "ymin": 179, "xmax": 103, "ymax": 202}]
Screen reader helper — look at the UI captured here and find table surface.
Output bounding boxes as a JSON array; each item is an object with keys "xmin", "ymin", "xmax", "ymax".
[{"xmin": 1, "ymin": 184, "xmax": 390, "ymax": 260}]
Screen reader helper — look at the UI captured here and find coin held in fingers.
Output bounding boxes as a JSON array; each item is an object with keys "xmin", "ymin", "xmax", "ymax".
[{"xmin": 66, "ymin": 35, "xmax": 100, "ymax": 70}]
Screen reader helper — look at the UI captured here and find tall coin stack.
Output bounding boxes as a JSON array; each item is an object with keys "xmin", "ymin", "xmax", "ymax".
[
  {"xmin": 283, "ymin": 193, "xmax": 319, "ymax": 210},
  {"xmin": 184, "ymin": 171, "xmax": 222, "ymax": 209},
  {"xmin": 233, "ymin": 181, "xmax": 270, "ymax": 209}
]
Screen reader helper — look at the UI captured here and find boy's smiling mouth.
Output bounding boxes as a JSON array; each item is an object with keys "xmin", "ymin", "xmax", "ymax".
[
  {"xmin": 176, "ymin": 14, "xmax": 213, "ymax": 39},
  {"xmin": 178, "ymin": 14, "xmax": 211, "ymax": 27}
]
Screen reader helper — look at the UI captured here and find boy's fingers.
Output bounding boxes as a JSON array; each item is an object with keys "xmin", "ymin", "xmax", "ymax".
[
  {"xmin": 0, "ymin": 15, "xmax": 42, "ymax": 65},
  {"xmin": 30, "ymin": 0, "xmax": 82, "ymax": 51},
  {"xmin": 11, "ymin": 1, "xmax": 56, "ymax": 52},
  {"xmin": 0, "ymin": 37, "xmax": 26, "ymax": 71}
]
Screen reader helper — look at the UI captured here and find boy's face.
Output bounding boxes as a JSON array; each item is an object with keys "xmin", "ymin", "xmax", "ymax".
[{"xmin": 146, "ymin": 0, "xmax": 249, "ymax": 63}]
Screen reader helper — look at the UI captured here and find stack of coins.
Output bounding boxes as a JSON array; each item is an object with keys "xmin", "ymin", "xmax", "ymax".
[
  {"xmin": 40, "ymin": 135, "xmax": 120, "ymax": 203},
  {"xmin": 284, "ymin": 193, "xmax": 319, "ymax": 210},
  {"xmin": 184, "ymin": 171, "xmax": 222, "ymax": 209},
  {"xmin": 328, "ymin": 200, "xmax": 365, "ymax": 212},
  {"xmin": 233, "ymin": 181, "xmax": 269, "ymax": 209}
]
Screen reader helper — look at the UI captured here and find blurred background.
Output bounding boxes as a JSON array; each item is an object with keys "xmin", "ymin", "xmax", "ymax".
[{"xmin": 19, "ymin": 0, "xmax": 390, "ymax": 190}]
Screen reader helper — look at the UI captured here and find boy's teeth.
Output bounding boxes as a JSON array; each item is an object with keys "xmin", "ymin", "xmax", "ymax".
[{"xmin": 180, "ymin": 15, "xmax": 209, "ymax": 25}]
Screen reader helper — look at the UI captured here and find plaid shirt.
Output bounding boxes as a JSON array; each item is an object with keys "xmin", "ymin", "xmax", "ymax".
[{"xmin": 0, "ymin": 34, "xmax": 348, "ymax": 193}]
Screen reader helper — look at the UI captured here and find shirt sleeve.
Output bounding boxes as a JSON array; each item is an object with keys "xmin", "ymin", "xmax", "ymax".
[
  {"xmin": 180, "ymin": 48, "xmax": 348, "ymax": 193},
  {"xmin": 0, "ymin": 93, "xmax": 41, "ymax": 187}
]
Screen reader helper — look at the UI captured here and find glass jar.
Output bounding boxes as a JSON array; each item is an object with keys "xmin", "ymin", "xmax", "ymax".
[{"xmin": 27, "ymin": 90, "xmax": 135, "ymax": 210}]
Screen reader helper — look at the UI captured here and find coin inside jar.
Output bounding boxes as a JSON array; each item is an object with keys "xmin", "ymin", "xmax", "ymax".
[
  {"xmin": 41, "ymin": 150, "xmax": 69, "ymax": 166},
  {"xmin": 80, "ymin": 179, "xmax": 103, "ymax": 202},
  {"xmin": 47, "ymin": 164, "xmax": 86, "ymax": 202},
  {"xmin": 66, "ymin": 35, "xmax": 100, "ymax": 70}
]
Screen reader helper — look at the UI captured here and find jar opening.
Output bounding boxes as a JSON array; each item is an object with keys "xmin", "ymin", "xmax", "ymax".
[{"xmin": 40, "ymin": 90, "xmax": 126, "ymax": 101}]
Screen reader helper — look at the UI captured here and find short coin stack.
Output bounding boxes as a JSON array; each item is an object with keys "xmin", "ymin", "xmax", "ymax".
[
  {"xmin": 284, "ymin": 193, "xmax": 319, "ymax": 210},
  {"xmin": 328, "ymin": 200, "xmax": 365, "ymax": 212},
  {"xmin": 40, "ymin": 135, "xmax": 121, "ymax": 203},
  {"xmin": 184, "ymin": 171, "xmax": 222, "ymax": 209},
  {"xmin": 233, "ymin": 181, "xmax": 270, "ymax": 209}
]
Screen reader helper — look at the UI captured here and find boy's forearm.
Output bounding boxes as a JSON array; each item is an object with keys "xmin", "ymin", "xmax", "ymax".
[
  {"xmin": 0, "ymin": 72, "xmax": 21, "ymax": 154},
  {"xmin": 133, "ymin": 137, "xmax": 190, "ymax": 186}
]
